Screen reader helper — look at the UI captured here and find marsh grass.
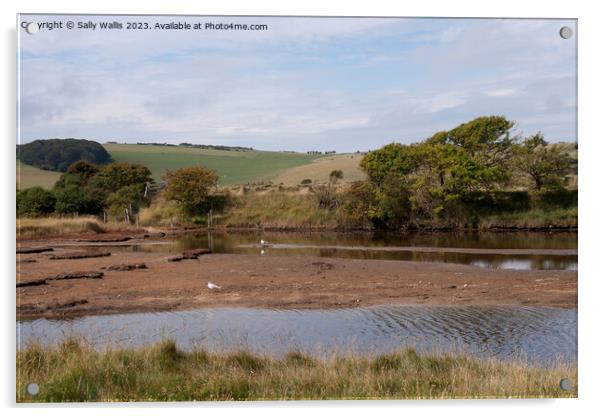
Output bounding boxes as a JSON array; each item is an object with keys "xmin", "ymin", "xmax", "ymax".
[
  {"xmin": 219, "ymin": 191, "xmax": 338, "ymax": 229},
  {"xmin": 16, "ymin": 216, "xmax": 137, "ymax": 239},
  {"xmin": 480, "ymin": 207, "xmax": 577, "ymax": 229},
  {"xmin": 17, "ymin": 339, "xmax": 577, "ymax": 402}
]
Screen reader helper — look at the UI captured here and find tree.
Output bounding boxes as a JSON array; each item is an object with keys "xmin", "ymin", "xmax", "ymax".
[
  {"xmin": 360, "ymin": 143, "xmax": 422, "ymax": 186},
  {"xmin": 17, "ymin": 138, "xmax": 111, "ymax": 172},
  {"xmin": 91, "ymin": 163, "xmax": 153, "ymax": 193},
  {"xmin": 17, "ymin": 187, "xmax": 56, "ymax": 217},
  {"xmin": 105, "ymin": 184, "xmax": 146, "ymax": 219},
  {"xmin": 54, "ymin": 187, "xmax": 101, "ymax": 214},
  {"xmin": 54, "ymin": 160, "xmax": 100, "ymax": 190},
  {"xmin": 66, "ymin": 160, "xmax": 99, "ymax": 179},
  {"xmin": 514, "ymin": 133, "xmax": 574, "ymax": 190},
  {"xmin": 163, "ymin": 166, "xmax": 219, "ymax": 215},
  {"xmin": 357, "ymin": 116, "xmax": 520, "ymax": 228}
]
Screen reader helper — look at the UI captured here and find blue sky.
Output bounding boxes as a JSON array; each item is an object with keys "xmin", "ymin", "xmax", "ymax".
[{"xmin": 18, "ymin": 16, "xmax": 577, "ymax": 152}]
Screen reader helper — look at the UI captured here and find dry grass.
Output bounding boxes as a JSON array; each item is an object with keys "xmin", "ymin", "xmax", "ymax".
[
  {"xmin": 219, "ymin": 190, "xmax": 338, "ymax": 229},
  {"xmin": 270, "ymin": 154, "xmax": 365, "ymax": 185},
  {"xmin": 16, "ymin": 216, "xmax": 135, "ymax": 239},
  {"xmin": 138, "ymin": 196, "xmax": 183, "ymax": 226},
  {"xmin": 16, "ymin": 339, "xmax": 577, "ymax": 402}
]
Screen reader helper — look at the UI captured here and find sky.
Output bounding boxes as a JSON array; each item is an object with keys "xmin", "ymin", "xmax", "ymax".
[{"xmin": 18, "ymin": 15, "xmax": 577, "ymax": 152}]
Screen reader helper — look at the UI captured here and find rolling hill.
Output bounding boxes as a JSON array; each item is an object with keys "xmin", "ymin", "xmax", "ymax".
[{"xmin": 17, "ymin": 143, "xmax": 364, "ymax": 189}]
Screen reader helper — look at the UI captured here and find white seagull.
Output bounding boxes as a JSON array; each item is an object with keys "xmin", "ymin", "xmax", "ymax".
[
  {"xmin": 207, "ymin": 282, "xmax": 221, "ymax": 290},
  {"xmin": 260, "ymin": 239, "xmax": 270, "ymax": 247}
]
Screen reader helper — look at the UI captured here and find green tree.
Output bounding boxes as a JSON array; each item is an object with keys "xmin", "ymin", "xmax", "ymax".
[
  {"xmin": 163, "ymin": 166, "xmax": 219, "ymax": 215},
  {"xmin": 358, "ymin": 116, "xmax": 519, "ymax": 228},
  {"xmin": 105, "ymin": 184, "xmax": 146, "ymax": 219},
  {"xmin": 360, "ymin": 143, "xmax": 422, "ymax": 186},
  {"xmin": 91, "ymin": 163, "xmax": 152, "ymax": 193},
  {"xmin": 17, "ymin": 187, "xmax": 56, "ymax": 217},
  {"xmin": 54, "ymin": 160, "xmax": 100, "ymax": 190},
  {"xmin": 17, "ymin": 138, "xmax": 111, "ymax": 172},
  {"xmin": 54, "ymin": 187, "xmax": 101, "ymax": 214},
  {"xmin": 513, "ymin": 133, "xmax": 574, "ymax": 190}
]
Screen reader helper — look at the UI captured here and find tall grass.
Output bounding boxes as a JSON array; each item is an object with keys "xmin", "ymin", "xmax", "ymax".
[
  {"xmin": 138, "ymin": 197, "xmax": 183, "ymax": 226},
  {"xmin": 480, "ymin": 207, "xmax": 577, "ymax": 229},
  {"xmin": 17, "ymin": 339, "xmax": 576, "ymax": 402},
  {"xmin": 219, "ymin": 191, "xmax": 338, "ymax": 229},
  {"xmin": 16, "ymin": 216, "xmax": 136, "ymax": 239}
]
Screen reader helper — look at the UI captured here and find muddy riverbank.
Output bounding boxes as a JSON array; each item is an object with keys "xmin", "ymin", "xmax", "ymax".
[{"xmin": 16, "ymin": 238, "xmax": 577, "ymax": 320}]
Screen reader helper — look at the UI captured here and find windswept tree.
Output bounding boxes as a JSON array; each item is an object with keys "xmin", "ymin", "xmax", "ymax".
[
  {"xmin": 163, "ymin": 166, "xmax": 219, "ymax": 215},
  {"xmin": 513, "ymin": 133, "xmax": 574, "ymax": 190},
  {"xmin": 358, "ymin": 116, "xmax": 520, "ymax": 227}
]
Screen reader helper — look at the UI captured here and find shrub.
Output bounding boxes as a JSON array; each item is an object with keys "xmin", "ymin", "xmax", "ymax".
[
  {"xmin": 163, "ymin": 166, "xmax": 219, "ymax": 215},
  {"xmin": 54, "ymin": 187, "xmax": 101, "ymax": 215},
  {"xmin": 16, "ymin": 187, "xmax": 56, "ymax": 217}
]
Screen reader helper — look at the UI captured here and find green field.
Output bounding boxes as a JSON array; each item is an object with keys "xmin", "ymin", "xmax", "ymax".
[
  {"xmin": 104, "ymin": 144, "xmax": 323, "ymax": 186},
  {"xmin": 16, "ymin": 144, "xmax": 337, "ymax": 189},
  {"xmin": 16, "ymin": 160, "xmax": 62, "ymax": 190}
]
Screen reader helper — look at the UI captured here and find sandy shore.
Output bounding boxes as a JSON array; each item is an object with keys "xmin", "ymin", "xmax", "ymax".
[{"xmin": 16, "ymin": 237, "xmax": 577, "ymax": 320}]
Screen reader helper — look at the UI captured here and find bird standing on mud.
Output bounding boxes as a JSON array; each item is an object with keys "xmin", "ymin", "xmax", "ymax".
[
  {"xmin": 207, "ymin": 282, "xmax": 221, "ymax": 290},
  {"xmin": 260, "ymin": 239, "xmax": 270, "ymax": 247}
]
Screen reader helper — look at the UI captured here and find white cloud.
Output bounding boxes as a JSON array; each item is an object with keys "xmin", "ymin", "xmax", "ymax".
[
  {"xmin": 485, "ymin": 89, "xmax": 523, "ymax": 97},
  {"xmin": 18, "ymin": 16, "xmax": 577, "ymax": 151}
]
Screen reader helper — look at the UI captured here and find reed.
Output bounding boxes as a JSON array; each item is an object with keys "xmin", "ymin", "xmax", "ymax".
[{"xmin": 17, "ymin": 339, "xmax": 577, "ymax": 402}]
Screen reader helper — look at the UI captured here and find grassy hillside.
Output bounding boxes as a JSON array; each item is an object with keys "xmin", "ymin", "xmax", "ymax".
[
  {"xmin": 104, "ymin": 144, "xmax": 321, "ymax": 186},
  {"xmin": 271, "ymin": 153, "xmax": 365, "ymax": 185},
  {"xmin": 16, "ymin": 160, "xmax": 61, "ymax": 190}
]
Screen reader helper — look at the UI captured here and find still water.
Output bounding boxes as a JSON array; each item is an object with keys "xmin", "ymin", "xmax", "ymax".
[
  {"xmin": 18, "ymin": 305, "xmax": 576, "ymax": 366},
  {"xmin": 126, "ymin": 231, "xmax": 578, "ymax": 271}
]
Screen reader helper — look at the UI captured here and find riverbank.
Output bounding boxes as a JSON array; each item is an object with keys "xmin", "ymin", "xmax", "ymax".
[
  {"xmin": 17, "ymin": 202, "xmax": 578, "ymax": 242},
  {"xmin": 16, "ymin": 339, "xmax": 576, "ymax": 401},
  {"xmin": 16, "ymin": 239, "xmax": 577, "ymax": 319}
]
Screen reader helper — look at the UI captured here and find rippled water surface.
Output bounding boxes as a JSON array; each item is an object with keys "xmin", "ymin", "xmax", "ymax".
[
  {"xmin": 18, "ymin": 305, "xmax": 577, "ymax": 366},
  {"xmin": 122, "ymin": 231, "xmax": 578, "ymax": 270}
]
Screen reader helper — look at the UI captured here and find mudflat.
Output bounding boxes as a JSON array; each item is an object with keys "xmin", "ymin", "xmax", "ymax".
[{"xmin": 16, "ymin": 237, "xmax": 577, "ymax": 320}]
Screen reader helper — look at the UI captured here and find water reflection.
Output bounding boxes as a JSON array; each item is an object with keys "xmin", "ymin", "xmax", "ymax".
[
  {"xmin": 123, "ymin": 230, "xmax": 578, "ymax": 270},
  {"xmin": 17, "ymin": 305, "xmax": 577, "ymax": 367}
]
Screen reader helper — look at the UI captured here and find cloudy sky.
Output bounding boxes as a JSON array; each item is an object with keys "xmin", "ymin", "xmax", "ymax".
[{"xmin": 18, "ymin": 15, "xmax": 576, "ymax": 152}]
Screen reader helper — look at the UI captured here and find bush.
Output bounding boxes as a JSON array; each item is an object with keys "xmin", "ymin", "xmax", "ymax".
[
  {"xmin": 54, "ymin": 187, "xmax": 101, "ymax": 215},
  {"xmin": 105, "ymin": 184, "xmax": 146, "ymax": 219},
  {"xmin": 163, "ymin": 166, "xmax": 219, "ymax": 215},
  {"xmin": 17, "ymin": 187, "xmax": 56, "ymax": 217}
]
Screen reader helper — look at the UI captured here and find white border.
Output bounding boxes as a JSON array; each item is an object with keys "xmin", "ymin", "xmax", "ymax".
[{"xmin": 3, "ymin": 1, "xmax": 600, "ymax": 415}]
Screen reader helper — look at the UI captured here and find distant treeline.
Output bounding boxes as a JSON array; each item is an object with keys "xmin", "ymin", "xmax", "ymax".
[
  {"xmin": 17, "ymin": 139, "xmax": 111, "ymax": 172},
  {"xmin": 133, "ymin": 142, "xmax": 254, "ymax": 151},
  {"xmin": 307, "ymin": 150, "xmax": 337, "ymax": 155}
]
